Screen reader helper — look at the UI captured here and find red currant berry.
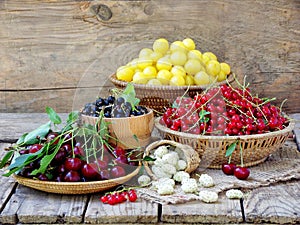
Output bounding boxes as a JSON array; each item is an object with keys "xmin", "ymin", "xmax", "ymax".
[{"xmin": 100, "ymin": 195, "xmax": 109, "ymax": 204}]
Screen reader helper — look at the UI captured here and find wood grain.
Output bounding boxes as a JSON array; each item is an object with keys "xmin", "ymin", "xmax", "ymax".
[
  {"xmin": 161, "ymin": 196, "xmax": 242, "ymax": 223},
  {"xmin": 85, "ymin": 194, "xmax": 159, "ymax": 224},
  {"xmin": 0, "ymin": 0, "xmax": 299, "ymax": 113},
  {"xmin": 0, "ymin": 143, "xmax": 17, "ymax": 224},
  {"xmin": 291, "ymin": 113, "xmax": 300, "ymax": 151},
  {"xmin": 0, "ymin": 113, "xmax": 68, "ymax": 142},
  {"xmin": 244, "ymin": 182, "xmax": 300, "ymax": 224},
  {"xmin": 1, "ymin": 185, "xmax": 88, "ymax": 224}
]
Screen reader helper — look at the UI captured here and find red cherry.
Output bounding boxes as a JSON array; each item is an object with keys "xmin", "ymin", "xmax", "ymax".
[
  {"xmin": 37, "ymin": 174, "xmax": 49, "ymax": 181},
  {"xmin": 61, "ymin": 144, "xmax": 72, "ymax": 154},
  {"xmin": 100, "ymin": 170, "xmax": 111, "ymax": 180},
  {"xmin": 115, "ymin": 155, "xmax": 129, "ymax": 165},
  {"xmin": 234, "ymin": 166, "xmax": 250, "ymax": 180},
  {"xmin": 110, "ymin": 166, "xmax": 126, "ymax": 178},
  {"xmin": 73, "ymin": 146, "xmax": 84, "ymax": 157},
  {"xmin": 222, "ymin": 163, "xmax": 236, "ymax": 175},
  {"xmin": 64, "ymin": 157, "xmax": 83, "ymax": 171},
  {"xmin": 114, "ymin": 146, "xmax": 126, "ymax": 157},
  {"xmin": 19, "ymin": 149, "xmax": 29, "ymax": 155},
  {"xmin": 95, "ymin": 159, "xmax": 108, "ymax": 170},
  {"xmin": 53, "ymin": 148, "xmax": 68, "ymax": 163},
  {"xmin": 81, "ymin": 163, "xmax": 100, "ymax": 180},
  {"xmin": 29, "ymin": 144, "xmax": 43, "ymax": 153},
  {"xmin": 46, "ymin": 132, "xmax": 60, "ymax": 145},
  {"xmin": 63, "ymin": 170, "xmax": 81, "ymax": 182}
]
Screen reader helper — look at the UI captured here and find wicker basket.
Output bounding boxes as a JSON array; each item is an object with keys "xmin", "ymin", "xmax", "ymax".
[
  {"xmin": 13, "ymin": 164, "xmax": 141, "ymax": 194},
  {"xmin": 109, "ymin": 73, "xmax": 234, "ymax": 115},
  {"xmin": 154, "ymin": 117, "xmax": 295, "ymax": 169},
  {"xmin": 143, "ymin": 140, "xmax": 200, "ymax": 180},
  {"xmin": 80, "ymin": 108, "xmax": 154, "ymax": 149}
]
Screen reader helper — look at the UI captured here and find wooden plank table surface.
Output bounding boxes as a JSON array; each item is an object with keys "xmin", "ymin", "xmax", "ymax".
[{"xmin": 0, "ymin": 113, "xmax": 299, "ymax": 224}]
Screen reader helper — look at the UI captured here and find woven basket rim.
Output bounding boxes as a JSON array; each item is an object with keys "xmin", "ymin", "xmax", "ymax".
[
  {"xmin": 13, "ymin": 163, "xmax": 141, "ymax": 194},
  {"xmin": 154, "ymin": 116, "xmax": 295, "ymax": 140},
  {"xmin": 109, "ymin": 73, "xmax": 234, "ymax": 91},
  {"xmin": 80, "ymin": 107, "xmax": 153, "ymax": 121}
]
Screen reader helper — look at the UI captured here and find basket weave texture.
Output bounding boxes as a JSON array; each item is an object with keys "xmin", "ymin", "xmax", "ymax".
[
  {"xmin": 109, "ymin": 73, "xmax": 233, "ymax": 114},
  {"xmin": 143, "ymin": 140, "xmax": 200, "ymax": 180},
  {"xmin": 13, "ymin": 164, "xmax": 141, "ymax": 194},
  {"xmin": 80, "ymin": 109, "xmax": 154, "ymax": 149},
  {"xmin": 154, "ymin": 117, "xmax": 295, "ymax": 169}
]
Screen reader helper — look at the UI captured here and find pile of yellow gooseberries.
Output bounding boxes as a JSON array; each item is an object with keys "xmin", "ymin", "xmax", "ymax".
[{"xmin": 116, "ymin": 38, "xmax": 231, "ymax": 86}]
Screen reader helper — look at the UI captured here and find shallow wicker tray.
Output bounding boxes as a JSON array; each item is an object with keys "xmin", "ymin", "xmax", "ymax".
[
  {"xmin": 13, "ymin": 164, "xmax": 141, "ymax": 194},
  {"xmin": 143, "ymin": 140, "xmax": 200, "ymax": 180},
  {"xmin": 109, "ymin": 73, "xmax": 234, "ymax": 115},
  {"xmin": 154, "ymin": 117, "xmax": 295, "ymax": 169}
]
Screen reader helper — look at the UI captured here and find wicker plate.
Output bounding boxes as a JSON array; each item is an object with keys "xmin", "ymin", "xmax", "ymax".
[
  {"xmin": 109, "ymin": 73, "xmax": 234, "ymax": 115},
  {"xmin": 154, "ymin": 117, "xmax": 295, "ymax": 169},
  {"xmin": 13, "ymin": 164, "xmax": 141, "ymax": 194}
]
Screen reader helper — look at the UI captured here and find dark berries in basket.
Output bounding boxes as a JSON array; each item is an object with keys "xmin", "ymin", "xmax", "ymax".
[
  {"xmin": 116, "ymin": 97, "xmax": 125, "ymax": 105},
  {"xmin": 82, "ymin": 95, "xmax": 148, "ymax": 118}
]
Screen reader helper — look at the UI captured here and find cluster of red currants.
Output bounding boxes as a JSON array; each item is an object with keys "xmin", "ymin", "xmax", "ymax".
[
  {"xmin": 100, "ymin": 189, "xmax": 138, "ymax": 205},
  {"xmin": 18, "ymin": 132, "xmax": 139, "ymax": 182},
  {"xmin": 160, "ymin": 84, "xmax": 288, "ymax": 136},
  {"xmin": 222, "ymin": 163, "xmax": 250, "ymax": 180}
]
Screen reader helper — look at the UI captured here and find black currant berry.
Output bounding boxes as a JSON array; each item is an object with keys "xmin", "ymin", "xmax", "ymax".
[
  {"xmin": 107, "ymin": 96, "xmax": 115, "ymax": 104},
  {"xmin": 95, "ymin": 98, "xmax": 104, "ymax": 107},
  {"xmin": 116, "ymin": 97, "xmax": 125, "ymax": 105}
]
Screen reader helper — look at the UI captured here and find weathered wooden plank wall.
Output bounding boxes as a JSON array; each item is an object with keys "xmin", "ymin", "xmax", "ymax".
[{"xmin": 0, "ymin": 0, "xmax": 299, "ymax": 113}]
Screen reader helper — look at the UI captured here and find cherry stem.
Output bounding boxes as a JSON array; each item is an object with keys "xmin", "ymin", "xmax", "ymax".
[{"xmin": 228, "ymin": 155, "xmax": 232, "ymax": 164}]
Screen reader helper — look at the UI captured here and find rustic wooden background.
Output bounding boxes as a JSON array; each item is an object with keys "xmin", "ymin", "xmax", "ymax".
[{"xmin": 0, "ymin": 0, "xmax": 299, "ymax": 113}]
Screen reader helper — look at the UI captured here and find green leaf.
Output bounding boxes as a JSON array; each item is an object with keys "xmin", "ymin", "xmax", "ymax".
[
  {"xmin": 225, "ymin": 142, "xmax": 237, "ymax": 157},
  {"xmin": 172, "ymin": 101, "xmax": 180, "ymax": 109},
  {"xmin": 63, "ymin": 111, "xmax": 79, "ymax": 131},
  {"xmin": 31, "ymin": 141, "xmax": 62, "ymax": 175},
  {"xmin": 120, "ymin": 83, "xmax": 140, "ymax": 108},
  {"xmin": 67, "ymin": 111, "xmax": 79, "ymax": 125},
  {"xmin": 16, "ymin": 133, "xmax": 28, "ymax": 145},
  {"xmin": 46, "ymin": 106, "xmax": 62, "ymax": 125},
  {"xmin": 143, "ymin": 156, "xmax": 156, "ymax": 162},
  {"xmin": 2, "ymin": 167, "xmax": 21, "ymax": 177},
  {"xmin": 0, "ymin": 150, "xmax": 14, "ymax": 169},
  {"xmin": 7, "ymin": 153, "xmax": 36, "ymax": 171},
  {"xmin": 199, "ymin": 110, "xmax": 210, "ymax": 123},
  {"xmin": 23, "ymin": 121, "xmax": 51, "ymax": 145}
]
